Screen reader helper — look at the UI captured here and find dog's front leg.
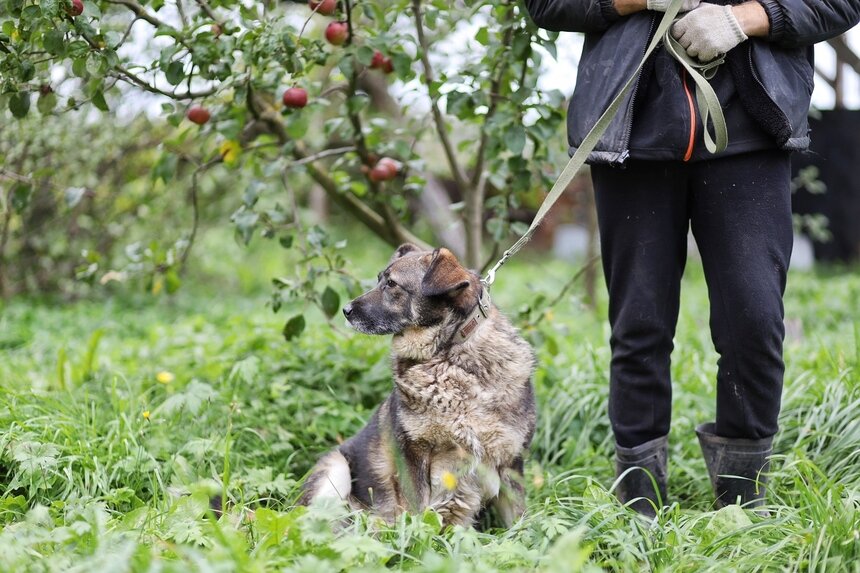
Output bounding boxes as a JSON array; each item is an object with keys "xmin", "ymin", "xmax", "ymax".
[{"xmin": 431, "ymin": 477, "xmax": 483, "ymax": 527}]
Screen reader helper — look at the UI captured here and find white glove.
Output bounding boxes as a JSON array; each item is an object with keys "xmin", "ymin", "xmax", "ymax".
[
  {"xmin": 647, "ymin": 0, "xmax": 701, "ymax": 12},
  {"xmin": 671, "ymin": 3, "xmax": 748, "ymax": 63}
]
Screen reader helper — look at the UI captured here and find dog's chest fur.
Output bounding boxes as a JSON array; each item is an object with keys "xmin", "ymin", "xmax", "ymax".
[{"xmin": 391, "ymin": 312, "xmax": 534, "ymax": 467}]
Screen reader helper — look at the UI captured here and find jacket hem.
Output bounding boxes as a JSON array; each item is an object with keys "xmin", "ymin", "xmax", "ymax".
[
  {"xmin": 569, "ymin": 147, "xmax": 627, "ymax": 165},
  {"xmin": 782, "ymin": 136, "xmax": 809, "ymax": 151}
]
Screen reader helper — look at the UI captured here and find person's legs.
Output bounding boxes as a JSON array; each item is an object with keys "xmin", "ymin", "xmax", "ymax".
[
  {"xmin": 592, "ymin": 160, "xmax": 691, "ymax": 514},
  {"xmin": 592, "ymin": 161, "xmax": 690, "ymax": 448},
  {"xmin": 689, "ymin": 149, "xmax": 792, "ymax": 507}
]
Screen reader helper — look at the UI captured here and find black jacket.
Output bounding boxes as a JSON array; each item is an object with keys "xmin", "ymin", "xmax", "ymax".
[{"xmin": 524, "ymin": 0, "xmax": 860, "ymax": 163}]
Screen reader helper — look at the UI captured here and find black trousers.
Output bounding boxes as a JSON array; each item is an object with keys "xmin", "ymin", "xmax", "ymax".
[{"xmin": 591, "ymin": 150, "xmax": 793, "ymax": 449}]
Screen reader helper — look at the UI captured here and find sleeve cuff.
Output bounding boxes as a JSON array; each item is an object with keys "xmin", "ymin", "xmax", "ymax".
[
  {"xmin": 756, "ymin": 0, "xmax": 786, "ymax": 42},
  {"xmin": 599, "ymin": 0, "xmax": 623, "ymax": 24}
]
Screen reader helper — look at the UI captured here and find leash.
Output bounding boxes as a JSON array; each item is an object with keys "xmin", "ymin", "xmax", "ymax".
[{"xmin": 480, "ymin": 0, "xmax": 727, "ymax": 289}]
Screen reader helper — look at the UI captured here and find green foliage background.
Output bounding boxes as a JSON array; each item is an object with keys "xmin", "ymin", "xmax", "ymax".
[{"xmin": 1, "ymin": 229, "xmax": 859, "ymax": 571}]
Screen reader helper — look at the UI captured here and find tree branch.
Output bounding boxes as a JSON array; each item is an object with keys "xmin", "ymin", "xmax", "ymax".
[
  {"xmin": 105, "ymin": 0, "xmax": 177, "ymax": 31},
  {"xmin": 253, "ymin": 104, "xmax": 428, "ymax": 249},
  {"xmin": 524, "ymin": 255, "xmax": 601, "ymax": 329},
  {"xmin": 291, "ymin": 146, "xmax": 357, "ymax": 166},
  {"xmin": 180, "ymin": 156, "xmax": 222, "ymax": 272},
  {"xmin": 194, "ymin": 0, "xmax": 223, "ymax": 26},
  {"xmin": 175, "ymin": 0, "xmax": 189, "ymax": 28},
  {"xmin": 471, "ymin": 7, "xmax": 515, "ymax": 189},
  {"xmin": 113, "ymin": 65, "xmax": 217, "ymax": 99},
  {"xmin": 411, "ymin": 0, "xmax": 469, "ymax": 193}
]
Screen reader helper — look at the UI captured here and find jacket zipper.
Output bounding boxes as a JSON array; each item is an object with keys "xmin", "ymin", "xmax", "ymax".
[
  {"xmin": 618, "ymin": 14, "xmax": 657, "ymax": 164},
  {"xmin": 681, "ymin": 68, "xmax": 696, "ymax": 162}
]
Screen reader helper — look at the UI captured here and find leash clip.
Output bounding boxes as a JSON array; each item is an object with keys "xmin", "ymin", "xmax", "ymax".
[{"xmin": 481, "ymin": 249, "xmax": 512, "ymax": 287}]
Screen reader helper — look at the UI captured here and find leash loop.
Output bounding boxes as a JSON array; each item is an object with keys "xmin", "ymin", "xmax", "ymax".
[{"xmin": 481, "ymin": 0, "xmax": 728, "ymax": 286}]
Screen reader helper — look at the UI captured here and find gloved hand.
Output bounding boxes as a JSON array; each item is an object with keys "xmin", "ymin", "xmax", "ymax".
[
  {"xmin": 671, "ymin": 3, "xmax": 748, "ymax": 63},
  {"xmin": 647, "ymin": 0, "xmax": 701, "ymax": 12}
]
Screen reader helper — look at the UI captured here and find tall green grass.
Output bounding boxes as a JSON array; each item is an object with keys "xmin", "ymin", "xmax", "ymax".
[{"xmin": 0, "ymin": 233, "xmax": 858, "ymax": 571}]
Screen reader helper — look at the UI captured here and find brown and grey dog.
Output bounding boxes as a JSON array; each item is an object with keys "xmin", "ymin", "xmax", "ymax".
[{"xmin": 299, "ymin": 244, "xmax": 536, "ymax": 527}]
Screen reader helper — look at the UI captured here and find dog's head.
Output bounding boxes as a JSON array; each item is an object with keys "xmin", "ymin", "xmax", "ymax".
[{"xmin": 343, "ymin": 244, "xmax": 480, "ymax": 335}]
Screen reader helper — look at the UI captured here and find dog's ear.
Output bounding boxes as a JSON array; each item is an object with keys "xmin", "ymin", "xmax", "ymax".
[
  {"xmin": 421, "ymin": 248, "xmax": 471, "ymax": 298},
  {"xmin": 389, "ymin": 243, "xmax": 421, "ymax": 264}
]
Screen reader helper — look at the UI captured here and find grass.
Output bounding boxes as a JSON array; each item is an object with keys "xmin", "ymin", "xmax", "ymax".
[{"xmin": 0, "ymin": 227, "xmax": 859, "ymax": 572}]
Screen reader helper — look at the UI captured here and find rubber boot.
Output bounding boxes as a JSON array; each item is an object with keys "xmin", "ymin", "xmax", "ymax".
[
  {"xmin": 696, "ymin": 422, "xmax": 773, "ymax": 510},
  {"xmin": 615, "ymin": 435, "xmax": 668, "ymax": 517}
]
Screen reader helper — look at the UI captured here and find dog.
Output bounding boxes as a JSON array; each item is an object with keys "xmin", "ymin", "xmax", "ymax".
[{"xmin": 299, "ymin": 244, "xmax": 536, "ymax": 528}]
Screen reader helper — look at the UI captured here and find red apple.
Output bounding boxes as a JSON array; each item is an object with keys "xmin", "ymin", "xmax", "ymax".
[
  {"xmin": 369, "ymin": 157, "xmax": 398, "ymax": 182},
  {"xmin": 325, "ymin": 21, "xmax": 349, "ymax": 46},
  {"xmin": 309, "ymin": 0, "xmax": 337, "ymax": 16},
  {"xmin": 370, "ymin": 51, "xmax": 394, "ymax": 75},
  {"xmin": 187, "ymin": 106, "xmax": 211, "ymax": 125},
  {"xmin": 68, "ymin": 0, "xmax": 84, "ymax": 16},
  {"xmin": 282, "ymin": 87, "xmax": 308, "ymax": 109}
]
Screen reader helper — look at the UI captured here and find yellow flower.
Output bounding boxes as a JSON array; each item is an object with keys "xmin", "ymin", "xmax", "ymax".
[
  {"xmin": 441, "ymin": 471, "xmax": 458, "ymax": 491},
  {"xmin": 142, "ymin": 410, "xmax": 151, "ymax": 420},
  {"xmin": 156, "ymin": 371, "xmax": 175, "ymax": 384}
]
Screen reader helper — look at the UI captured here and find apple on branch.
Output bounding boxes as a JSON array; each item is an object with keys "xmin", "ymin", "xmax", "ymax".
[
  {"xmin": 187, "ymin": 106, "xmax": 211, "ymax": 125},
  {"xmin": 368, "ymin": 157, "xmax": 399, "ymax": 182},
  {"xmin": 325, "ymin": 22, "xmax": 349, "ymax": 46},
  {"xmin": 309, "ymin": 0, "xmax": 337, "ymax": 16},
  {"xmin": 67, "ymin": 0, "xmax": 84, "ymax": 16},
  {"xmin": 282, "ymin": 87, "xmax": 308, "ymax": 109},
  {"xmin": 370, "ymin": 51, "xmax": 394, "ymax": 74}
]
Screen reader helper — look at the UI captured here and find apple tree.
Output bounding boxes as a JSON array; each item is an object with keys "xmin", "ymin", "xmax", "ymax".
[{"xmin": 0, "ymin": 0, "xmax": 567, "ymax": 327}]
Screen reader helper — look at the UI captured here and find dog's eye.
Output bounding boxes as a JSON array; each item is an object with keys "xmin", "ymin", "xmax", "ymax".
[{"xmin": 386, "ymin": 279, "xmax": 397, "ymax": 289}]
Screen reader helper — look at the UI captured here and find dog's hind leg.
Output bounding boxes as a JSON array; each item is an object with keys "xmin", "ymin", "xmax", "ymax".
[
  {"xmin": 488, "ymin": 460, "xmax": 527, "ymax": 527},
  {"xmin": 298, "ymin": 450, "xmax": 352, "ymax": 505}
]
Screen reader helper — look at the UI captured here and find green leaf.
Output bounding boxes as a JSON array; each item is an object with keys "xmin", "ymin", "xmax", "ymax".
[
  {"xmin": 91, "ymin": 90, "xmax": 109, "ymax": 112},
  {"xmin": 86, "ymin": 53, "xmax": 105, "ymax": 78},
  {"xmin": 72, "ymin": 57, "xmax": 88, "ymax": 77},
  {"xmin": 282, "ymin": 314, "xmax": 305, "ymax": 341},
  {"xmin": 284, "ymin": 111, "xmax": 309, "ymax": 139},
  {"xmin": 11, "ymin": 183, "xmax": 33, "ymax": 212},
  {"xmin": 8, "ymin": 92, "xmax": 30, "ymax": 118},
  {"xmin": 506, "ymin": 124, "xmax": 527, "ymax": 156},
  {"xmin": 356, "ymin": 45, "xmax": 375, "ymax": 66},
  {"xmin": 151, "ymin": 153, "xmax": 178, "ymax": 183},
  {"xmin": 43, "ymin": 30, "xmax": 66, "ymax": 56},
  {"xmin": 320, "ymin": 287, "xmax": 340, "ymax": 319},
  {"xmin": 37, "ymin": 92, "xmax": 57, "ymax": 115},
  {"xmin": 18, "ymin": 60, "xmax": 35, "ymax": 82},
  {"xmin": 165, "ymin": 269, "xmax": 181, "ymax": 293},
  {"xmin": 475, "ymin": 27, "xmax": 489, "ymax": 46},
  {"xmin": 41, "ymin": 0, "xmax": 60, "ymax": 17},
  {"xmin": 165, "ymin": 61, "xmax": 184, "ymax": 86},
  {"xmin": 278, "ymin": 235, "xmax": 294, "ymax": 249}
]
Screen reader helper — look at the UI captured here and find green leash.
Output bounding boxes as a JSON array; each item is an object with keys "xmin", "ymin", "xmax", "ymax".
[
  {"xmin": 482, "ymin": 0, "xmax": 727, "ymax": 287},
  {"xmin": 663, "ymin": 27, "xmax": 728, "ymax": 154}
]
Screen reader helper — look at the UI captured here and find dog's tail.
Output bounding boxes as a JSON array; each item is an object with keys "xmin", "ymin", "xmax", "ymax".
[{"xmin": 298, "ymin": 449, "xmax": 353, "ymax": 506}]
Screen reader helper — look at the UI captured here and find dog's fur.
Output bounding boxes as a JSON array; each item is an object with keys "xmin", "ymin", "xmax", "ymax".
[{"xmin": 299, "ymin": 244, "xmax": 536, "ymax": 527}]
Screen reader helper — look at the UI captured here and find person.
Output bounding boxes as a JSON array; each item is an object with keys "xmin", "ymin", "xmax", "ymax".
[{"xmin": 523, "ymin": 0, "xmax": 860, "ymax": 515}]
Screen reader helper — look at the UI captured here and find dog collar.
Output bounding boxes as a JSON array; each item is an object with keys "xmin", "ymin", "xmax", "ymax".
[{"xmin": 453, "ymin": 286, "xmax": 491, "ymax": 344}]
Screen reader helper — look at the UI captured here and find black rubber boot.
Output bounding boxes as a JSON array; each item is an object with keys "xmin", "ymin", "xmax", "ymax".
[
  {"xmin": 615, "ymin": 435, "xmax": 668, "ymax": 517},
  {"xmin": 696, "ymin": 422, "xmax": 773, "ymax": 510}
]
